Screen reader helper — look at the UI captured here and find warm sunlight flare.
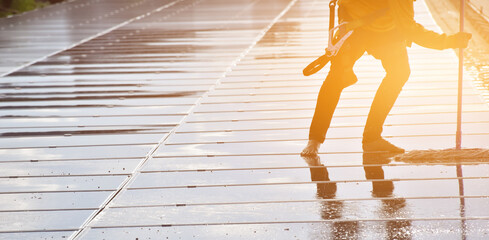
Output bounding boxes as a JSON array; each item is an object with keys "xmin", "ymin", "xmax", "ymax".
[{"xmin": 0, "ymin": 0, "xmax": 488, "ymax": 239}]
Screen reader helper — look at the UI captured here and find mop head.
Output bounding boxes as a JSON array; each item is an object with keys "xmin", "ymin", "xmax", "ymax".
[{"xmin": 393, "ymin": 148, "xmax": 489, "ymax": 163}]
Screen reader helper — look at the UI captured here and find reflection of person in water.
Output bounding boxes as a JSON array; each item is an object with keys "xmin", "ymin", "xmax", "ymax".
[
  {"xmin": 363, "ymin": 152, "xmax": 411, "ymax": 240},
  {"xmin": 301, "ymin": 0, "xmax": 472, "ymax": 156},
  {"xmin": 304, "ymin": 155, "xmax": 359, "ymax": 239},
  {"xmin": 303, "ymin": 153, "xmax": 411, "ymax": 239}
]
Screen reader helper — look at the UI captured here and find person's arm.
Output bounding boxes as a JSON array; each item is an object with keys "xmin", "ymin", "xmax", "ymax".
[
  {"xmin": 408, "ymin": 23, "xmax": 471, "ymax": 50},
  {"xmin": 389, "ymin": 0, "xmax": 471, "ymax": 49}
]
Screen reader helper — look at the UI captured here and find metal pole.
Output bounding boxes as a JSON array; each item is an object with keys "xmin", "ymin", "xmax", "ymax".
[
  {"xmin": 456, "ymin": 5, "xmax": 466, "ymax": 239},
  {"xmin": 456, "ymin": 0, "xmax": 465, "ymax": 150}
]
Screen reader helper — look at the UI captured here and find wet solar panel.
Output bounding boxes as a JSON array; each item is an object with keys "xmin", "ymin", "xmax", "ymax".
[{"xmin": 1, "ymin": 0, "xmax": 489, "ymax": 239}]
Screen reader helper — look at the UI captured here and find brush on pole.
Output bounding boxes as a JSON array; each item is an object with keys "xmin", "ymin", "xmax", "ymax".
[{"xmin": 393, "ymin": 0, "xmax": 489, "ymax": 162}]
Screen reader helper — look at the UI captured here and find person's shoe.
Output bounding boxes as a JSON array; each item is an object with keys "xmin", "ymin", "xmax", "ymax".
[
  {"xmin": 362, "ymin": 138, "xmax": 405, "ymax": 153},
  {"xmin": 301, "ymin": 140, "xmax": 321, "ymax": 156}
]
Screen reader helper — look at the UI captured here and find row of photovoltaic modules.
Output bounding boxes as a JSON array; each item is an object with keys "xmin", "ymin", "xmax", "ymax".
[{"xmin": 1, "ymin": 0, "xmax": 489, "ymax": 239}]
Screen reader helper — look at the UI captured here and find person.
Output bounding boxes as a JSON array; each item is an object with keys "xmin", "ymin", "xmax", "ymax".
[{"xmin": 301, "ymin": 0, "xmax": 472, "ymax": 156}]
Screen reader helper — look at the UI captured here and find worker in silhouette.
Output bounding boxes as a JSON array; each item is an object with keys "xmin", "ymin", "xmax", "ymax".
[{"xmin": 302, "ymin": 0, "xmax": 471, "ymax": 156}]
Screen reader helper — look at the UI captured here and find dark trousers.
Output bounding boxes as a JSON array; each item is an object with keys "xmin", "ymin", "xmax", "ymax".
[{"xmin": 308, "ymin": 29, "xmax": 411, "ymax": 143}]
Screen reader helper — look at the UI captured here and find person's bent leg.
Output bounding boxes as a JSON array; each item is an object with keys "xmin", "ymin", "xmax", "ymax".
[
  {"xmin": 308, "ymin": 73, "xmax": 347, "ymax": 143},
  {"xmin": 302, "ymin": 73, "xmax": 347, "ymax": 156},
  {"xmin": 363, "ymin": 43, "xmax": 410, "ymax": 152},
  {"xmin": 302, "ymin": 38, "xmax": 365, "ymax": 156}
]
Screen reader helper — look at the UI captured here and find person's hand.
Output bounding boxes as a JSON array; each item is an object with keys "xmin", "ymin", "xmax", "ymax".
[{"xmin": 447, "ymin": 32, "xmax": 472, "ymax": 49}]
